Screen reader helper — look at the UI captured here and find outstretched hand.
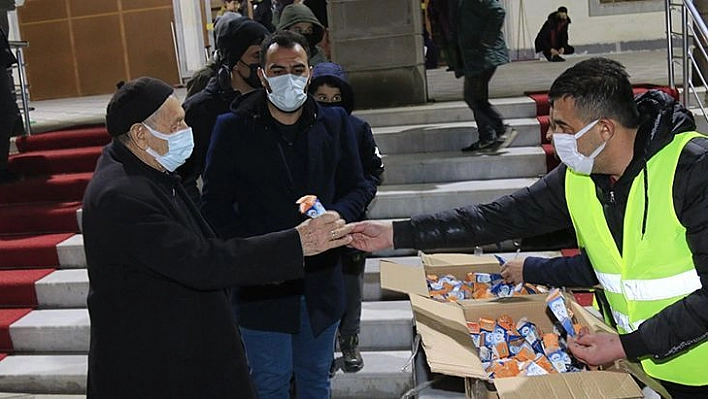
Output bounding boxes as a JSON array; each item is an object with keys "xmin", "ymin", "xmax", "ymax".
[
  {"xmin": 500, "ymin": 258, "xmax": 525, "ymax": 285},
  {"xmin": 348, "ymin": 220, "xmax": 395, "ymax": 252},
  {"xmin": 295, "ymin": 211, "xmax": 353, "ymax": 257}
]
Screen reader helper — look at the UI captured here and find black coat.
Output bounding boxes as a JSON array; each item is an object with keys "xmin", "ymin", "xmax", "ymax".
[
  {"xmin": 179, "ymin": 76, "xmax": 239, "ymax": 204},
  {"xmin": 534, "ymin": 11, "xmax": 571, "ymax": 53},
  {"xmin": 201, "ymin": 90, "xmax": 374, "ymax": 335},
  {"xmin": 83, "ymin": 141, "xmax": 305, "ymax": 398},
  {"xmin": 393, "ymin": 90, "xmax": 708, "ymax": 366}
]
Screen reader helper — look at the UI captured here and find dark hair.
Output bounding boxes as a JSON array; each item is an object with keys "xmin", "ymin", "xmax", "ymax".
[
  {"xmin": 259, "ymin": 30, "xmax": 310, "ymax": 67},
  {"xmin": 548, "ymin": 57, "xmax": 640, "ymax": 129},
  {"xmin": 557, "ymin": 6, "xmax": 568, "ymax": 13}
]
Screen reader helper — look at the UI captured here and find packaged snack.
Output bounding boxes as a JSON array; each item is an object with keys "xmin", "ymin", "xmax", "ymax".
[
  {"xmin": 296, "ymin": 195, "xmax": 326, "ymax": 218},
  {"xmin": 546, "ymin": 289, "xmax": 576, "ymax": 337},
  {"xmin": 547, "ymin": 349, "xmax": 572, "ymax": 373}
]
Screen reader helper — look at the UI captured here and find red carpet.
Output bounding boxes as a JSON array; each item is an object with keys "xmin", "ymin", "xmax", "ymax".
[
  {"xmin": 0, "ymin": 172, "xmax": 91, "ymax": 205},
  {"xmin": 0, "ymin": 353, "xmax": 6, "ymax": 361},
  {"xmin": 0, "ymin": 234, "xmax": 74, "ymax": 269},
  {"xmin": 0, "ymin": 202, "xmax": 81, "ymax": 235},
  {"xmin": 0, "ymin": 269, "xmax": 54, "ymax": 307},
  {"xmin": 8, "ymin": 146, "xmax": 102, "ymax": 176},
  {"xmin": 0, "ymin": 308, "xmax": 32, "ymax": 351},
  {"xmin": 15, "ymin": 126, "xmax": 110, "ymax": 153}
]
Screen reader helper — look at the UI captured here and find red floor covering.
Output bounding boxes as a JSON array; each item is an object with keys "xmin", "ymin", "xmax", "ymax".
[
  {"xmin": 0, "ymin": 269, "xmax": 55, "ymax": 307},
  {"xmin": 0, "ymin": 309, "xmax": 32, "ymax": 351}
]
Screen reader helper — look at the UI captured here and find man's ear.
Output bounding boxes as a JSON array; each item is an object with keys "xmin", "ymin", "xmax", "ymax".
[
  {"xmin": 599, "ymin": 118, "xmax": 616, "ymax": 142},
  {"xmin": 258, "ymin": 68, "xmax": 271, "ymax": 93},
  {"xmin": 129, "ymin": 123, "xmax": 149, "ymax": 150},
  {"xmin": 305, "ymin": 66, "xmax": 313, "ymax": 92}
]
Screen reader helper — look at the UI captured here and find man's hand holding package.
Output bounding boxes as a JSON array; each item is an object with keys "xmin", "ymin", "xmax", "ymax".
[
  {"xmin": 296, "ymin": 211, "xmax": 353, "ymax": 256},
  {"xmin": 568, "ymin": 329, "xmax": 626, "ymax": 366},
  {"xmin": 500, "ymin": 258, "xmax": 525, "ymax": 285},
  {"xmin": 348, "ymin": 220, "xmax": 394, "ymax": 252}
]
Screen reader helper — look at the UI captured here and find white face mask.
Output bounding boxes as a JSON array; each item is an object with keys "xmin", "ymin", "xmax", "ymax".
[
  {"xmin": 552, "ymin": 119, "xmax": 604, "ymax": 175},
  {"xmin": 143, "ymin": 124, "xmax": 194, "ymax": 172},
  {"xmin": 265, "ymin": 73, "xmax": 309, "ymax": 112}
]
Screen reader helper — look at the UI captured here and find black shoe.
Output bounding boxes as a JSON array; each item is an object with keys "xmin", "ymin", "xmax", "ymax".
[
  {"xmin": 0, "ymin": 169, "xmax": 21, "ymax": 184},
  {"xmin": 461, "ymin": 139, "xmax": 496, "ymax": 152},
  {"xmin": 551, "ymin": 55, "xmax": 566, "ymax": 62},
  {"xmin": 339, "ymin": 335, "xmax": 363, "ymax": 372}
]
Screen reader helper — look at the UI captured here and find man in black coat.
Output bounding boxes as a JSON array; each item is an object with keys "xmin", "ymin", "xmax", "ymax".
[
  {"xmin": 201, "ymin": 31, "xmax": 374, "ymax": 398},
  {"xmin": 535, "ymin": 6, "xmax": 575, "ymax": 62},
  {"xmin": 83, "ymin": 76, "xmax": 353, "ymax": 398},
  {"xmin": 179, "ymin": 17, "xmax": 269, "ymax": 204}
]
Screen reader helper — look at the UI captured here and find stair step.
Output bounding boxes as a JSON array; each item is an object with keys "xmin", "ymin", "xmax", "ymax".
[
  {"xmin": 56, "ymin": 235, "xmax": 84, "ymax": 269},
  {"xmin": 8, "ymin": 147, "xmax": 101, "ymax": 176},
  {"xmin": 8, "ymin": 302, "xmax": 412, "ymax": 353},
  {"xmin": 369, "ymin": 178, "xmax": 540, "ymax": 219},
  {"xmin": 0, "ymin": 355, "xmax": 86, "ymax": 395},
  {"xmin": 373, "ymin": 118, "xmax": 541, "ymax": 155},
  {"xmin": 0, "ymin": 203, "xmax": 81, "ymax": 236},
  {"xmin": 354, "ymin": 98, "xmax": 537, "ymax": 127},
  {"xmin": 330, "ymin": 350, "xmax": 414, "ymax": 399},
  {"xmin": 35, "ymin": 270, "xmax": 88, "ymax": 309},
  {"xmin": 0, "ymin": 173, "xmax": 91, "ymax": 205},
  {"xmin": 0, "ymin": 350, "xmax": 413, "ymax": 397},
  {"xmin": 381, "ymin": 147, "xmax": 546, "ymax": 185}
]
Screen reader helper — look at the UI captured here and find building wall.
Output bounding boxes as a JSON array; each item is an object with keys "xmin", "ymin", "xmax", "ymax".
[{"xmin": 17, "ymin": 0, "xmax": 180, "ymax": 100}]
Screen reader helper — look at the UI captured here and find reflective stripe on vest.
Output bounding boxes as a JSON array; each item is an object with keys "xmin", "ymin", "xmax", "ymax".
[{"xmin": 565, "ymin": 131, "xmax": 708, "ymax": 386}]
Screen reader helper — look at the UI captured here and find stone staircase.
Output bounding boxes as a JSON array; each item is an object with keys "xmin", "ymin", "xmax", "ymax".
[{"xmin": 0, "ymin": 96, "xmax": 548, "ymax": 398}]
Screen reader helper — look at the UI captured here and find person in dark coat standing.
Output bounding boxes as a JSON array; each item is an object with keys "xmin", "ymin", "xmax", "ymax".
[
  {"xmin": 83, "ymin": 76, "xmax": 353, "ymax": 398},
  {"xmin": 452, "ymin": 0, "xmax": 517, "ymax": 153},
  {"xmin": 535, "ymin": 6, "xmax": 575, "ymax": 62},
  {"xmin": 178, "ymin": 17, "xmax": 269, "ymax": 205},
  {"xmin": 201, "ymin": 31, "xmax": 374, "ymax": 398},
  {"xmin": 309, "ymin": 61, "xmax": 384, "ymax": 373}
]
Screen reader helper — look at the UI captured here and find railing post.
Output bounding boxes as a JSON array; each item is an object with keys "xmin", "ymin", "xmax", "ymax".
[
  {"xmin": 667, "ymin": 0, "xmax": 676, "ymax": 89},
  {"xmin": 683, "ymin": 0, "xmax": 690, "ymax": 107}
]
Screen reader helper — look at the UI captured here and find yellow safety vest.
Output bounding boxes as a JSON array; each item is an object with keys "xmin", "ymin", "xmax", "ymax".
[{"xmin": 565, "ymin": 131, "xmax": 708, "ymax": 385}]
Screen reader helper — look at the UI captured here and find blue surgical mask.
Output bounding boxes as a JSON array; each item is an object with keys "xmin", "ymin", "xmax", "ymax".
[
  {"xmin": 552, "ymin": 119, "xmax": 604, "ymax": 175},
  {"xmin": 143, "ymin": 124, "xmax": 194, "ymax": 172},
  {"xmin": 265, "ymin": 73, "xmax": 309, "ymax": 112}
]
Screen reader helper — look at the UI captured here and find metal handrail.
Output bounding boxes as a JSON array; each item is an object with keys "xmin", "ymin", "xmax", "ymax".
[
  {"xmin": 665, "ymin": 0, "xmax": 708, "ymax": 125},
  {"xmin": 8, "ymin": 40, "xmax": 31, "ymax": 135}
]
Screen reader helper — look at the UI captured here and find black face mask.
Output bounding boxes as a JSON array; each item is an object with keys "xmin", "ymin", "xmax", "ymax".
[
  {"xmin": 318, "ymin": 101, "xmax": 344, "ymax": 109},
  {"xmin": 238, "ymin": 60, "xmax": 262, "ymax": 89}
]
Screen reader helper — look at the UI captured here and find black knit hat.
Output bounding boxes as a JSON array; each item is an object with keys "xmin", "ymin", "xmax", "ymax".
[
  {"xmin": 217, "ymin": 17, "xmax": 269, "ymax": 69},
  {"xmin": 558, "ymin": 6, "xmax": 568, "ymax": 13},
  {"xmin": 105, "ymin": 77, "xmax": 173, "ymax": 137}
]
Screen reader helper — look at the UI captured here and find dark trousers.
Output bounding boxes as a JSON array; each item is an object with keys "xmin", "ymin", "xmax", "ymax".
[
  {"xmin": 339, "ymin": 251, "xmax": 365, "ymax": 338},
  {"xmin": 542, "ymin": 45, "xmax": 575, "ymax": 61},
  {"xmin": 463, "ymin": 67, "xmax": 504, "ymax": 143}
]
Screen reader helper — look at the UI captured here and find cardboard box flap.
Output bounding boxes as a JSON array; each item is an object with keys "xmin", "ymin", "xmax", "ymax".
[
  {"xmin": 380, "ymin": 260, "xmax": 428, "ymax": 296},
  {"xmin": 408, "ymin": 294, "xmax": 488, "ymax": 380},
  {"xmin": 493, "ymin": 371, "xmax": 643, "ymax": 399},
  {"xmin": 421, "ymin": 252, "xmax": 499, "ymax": 266}
]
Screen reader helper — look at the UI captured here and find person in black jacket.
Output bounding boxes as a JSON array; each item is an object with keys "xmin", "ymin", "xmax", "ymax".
[
  {"xmin": 201, "ymin": 31, "xmax": 374, "ymax": 398},
  {"xmin": 83, "ymin": 76, "xmax": 353, "ymax": 398},
  {"xmin": 309, "ymin": 61, "xmax": 384, "ymax": 373},
  {"xmin": 348, "ymin": 58, "xmax": 708, "ymax": 399},
  {"xmin": 178, "ymin": 17, "xmax": 269, "ymax": 205},
  {"xmin": 535, "ymin": 6, "xmax": 575, "ymax": 62}
]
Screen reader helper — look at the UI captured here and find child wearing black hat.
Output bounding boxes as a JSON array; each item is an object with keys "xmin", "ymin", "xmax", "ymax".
[{"xmin": 309, "ymin": 62, "xmax": 384, "ymax": 373}]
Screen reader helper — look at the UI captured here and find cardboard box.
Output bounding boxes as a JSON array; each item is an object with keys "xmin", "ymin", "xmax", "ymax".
[
  {"xmin": 381, "ymin": 253, "xmax": 546, "ymax": 301},
  {"xmin": 380, "ymin": 253, "xmax": 507, "ymax": 299},
  {"xmin": 408, "ymin": 293, "xmax": 645, "ymax": 398}
]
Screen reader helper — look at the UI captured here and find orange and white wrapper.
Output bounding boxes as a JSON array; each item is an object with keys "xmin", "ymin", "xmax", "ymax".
[{"xmin": 296, "ymin": 195, "xmax": 327, "ymax": 218}]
